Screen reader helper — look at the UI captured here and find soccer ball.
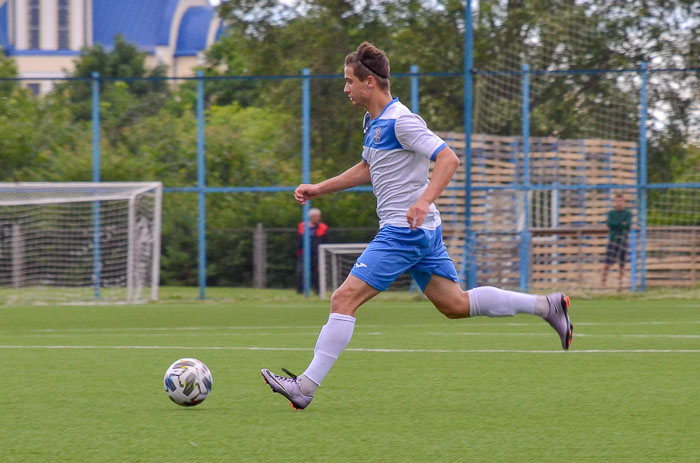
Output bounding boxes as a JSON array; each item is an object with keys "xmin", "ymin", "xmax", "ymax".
[{"xmin": 163, "ymin": 358, "xmax": 213, "ymax": 406}]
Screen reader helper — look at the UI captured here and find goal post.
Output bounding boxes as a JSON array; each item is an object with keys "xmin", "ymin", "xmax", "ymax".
[{"xmin": 0, "ymin": 182, "xmax": 162, "ymax": 304}]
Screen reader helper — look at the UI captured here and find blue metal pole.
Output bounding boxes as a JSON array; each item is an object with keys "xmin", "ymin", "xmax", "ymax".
[
  {"xmin": 464, "ymin": 0, "xmax": 476, "ymax": 289},
  {"xmin": 407, "ymin": 64, "xmax": 421, "ymax": 292},
  {"xmin": 91, "ymin": 71, "xmax": 101, "ymax": 299},
  {"xmin": 520, "ymin": 63, "xmax": 531, "ymax": 292},
  {"xmin": 302, "ymin": 68, "xmax": 312, "ymax": 297},
  {"xmin": 410, "ymin": 65, "xmax": 419, "ymax": 113},
  {"xmin": 196, "ymin": 71, "xmax": 207, "ymax": 300},
  {"xmin": 638, "ymin": 61, "xmax": 648, "ymax": 292}
]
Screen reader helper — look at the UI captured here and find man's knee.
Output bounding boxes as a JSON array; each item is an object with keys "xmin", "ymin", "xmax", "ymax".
[
  {"xmin": 439, "ymin": 303, "xmax": 469, "ymax": 319},
  {"xmin": 435, "ymin": 292, "xmax": 470, "ymax": 319},
  {"xmin": 330, "ymin": 284, "xmax": 363, "ymax": 315},
  {"xmin": 330, "ymin": 287, "xmax": 348, "ymax": 312}
]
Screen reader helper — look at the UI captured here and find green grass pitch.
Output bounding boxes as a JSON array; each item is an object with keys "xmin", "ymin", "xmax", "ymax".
[{"xmin": 1, "ymin": 289, "xmax": 699, "ymax": 462}]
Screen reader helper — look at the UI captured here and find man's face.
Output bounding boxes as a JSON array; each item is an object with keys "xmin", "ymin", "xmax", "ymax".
[
  {"xmin": 614, "ymin": 196, "xmax": 625, "ymax": 210},
  {"xmin": 344, "ymin": 66, "xmax": 369, "ymax": 107},
  {"xmin": 309, "ymin": 212, "xmax": 321, "ymax": 226}
]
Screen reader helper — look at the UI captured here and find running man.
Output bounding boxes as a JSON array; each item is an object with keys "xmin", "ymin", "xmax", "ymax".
[{"xmin": 262, "ymin": 42, "xmax": 573, "ymax": 410}]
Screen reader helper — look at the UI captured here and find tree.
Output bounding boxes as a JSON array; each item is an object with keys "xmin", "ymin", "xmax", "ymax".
[
  {"xmin": 473, "ymin": 0, "xmax": 698, "ymax": 179},
  {"xmin": 58, "ymin": 35, "xmax": 170, "ymax": 146}
]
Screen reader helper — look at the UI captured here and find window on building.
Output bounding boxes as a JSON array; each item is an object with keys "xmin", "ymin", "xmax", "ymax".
[
  {"xmin": 28, "ymin": 0, "xmax": 40, "ymax": 49},
  {"xmin": 57, "ymin": 0, "xmax": 70, "ymax": 49},
  {"xmin": 27, "ymin": 83, "xmax": 41, "ymax": 95}
]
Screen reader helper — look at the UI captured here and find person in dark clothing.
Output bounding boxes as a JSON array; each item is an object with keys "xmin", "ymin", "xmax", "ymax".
[
  {"xmin": 295, "ymin": 208, "xmax": 328, "ymax": 293},
  {"xmin": 602, "ymin": 193, "xmax": 633, "ymax": 291}
]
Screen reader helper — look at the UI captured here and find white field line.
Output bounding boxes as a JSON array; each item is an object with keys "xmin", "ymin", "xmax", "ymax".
[
  {"xmin": 427, "ymin": 332, "xmax": 700, "ymax": 339},
  {"xmin": 5, "ymin": 320, "xmax": 699, "ymax": 335},
  {"xmin": 12, "ymin": 331, "xmax": 699, "ymax": 340},
  {"xmin": 0, "ymin": 345, "xmax": 698, "ymax": 354},
  {"xmin": 15, "ymin": 332, "xmax": 383, "ymax": 338}
]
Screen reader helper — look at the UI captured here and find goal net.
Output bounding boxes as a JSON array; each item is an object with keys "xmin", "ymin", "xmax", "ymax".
[
  {"xmin": 318, "ymin": 243, "xmax": 413, "ymax": 298},
  {"xmin": 0, "ymin": 182, "xmax": 162, "ymax": 304}
]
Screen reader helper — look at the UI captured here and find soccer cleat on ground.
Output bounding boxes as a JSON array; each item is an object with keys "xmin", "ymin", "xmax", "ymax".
[
  {"xmin": 261, "ymin": 368, "xmax": 314, "ymax": 410},
  {"xmin": 544, "ymin": 292, "xmax": 574, "ymax": 350}
]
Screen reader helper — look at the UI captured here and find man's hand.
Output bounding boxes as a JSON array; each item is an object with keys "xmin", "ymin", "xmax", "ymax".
[
  {"xmin": 294, "ymin": 184, "xmax": 322, "ymax": 205},
  {"xmin": 407, "ymin": 199, "xmax": 430, "ymax": 229}
]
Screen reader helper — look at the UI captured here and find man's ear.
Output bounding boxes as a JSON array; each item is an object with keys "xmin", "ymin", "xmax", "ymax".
[{"xmin": 366, "ymin": 75, "xmax": 376, "ymax": 89}]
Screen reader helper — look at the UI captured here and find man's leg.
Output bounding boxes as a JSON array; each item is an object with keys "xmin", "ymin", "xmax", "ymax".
[
  {"xmin": 261, "ymin": 275, "xmax": 379, "ymax": 409},
  {"xmin": 618, "ymin": 263, "xmax": 625, "ymax": 291},
  {"xmin": 423, "ymin": 275, "xmax": 545, "ymax": 318},
  {"xmin": 422, "ymin": 275, "xmax": 573, "ymax": 349},
  {"xmin": 601, "ymin": 264, "xmax": 610, "ymax": 288}
]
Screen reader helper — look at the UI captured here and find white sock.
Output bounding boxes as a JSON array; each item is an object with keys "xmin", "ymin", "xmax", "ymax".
[
  {"xmin": 301, "ymin": 313, "xmax": 356, "ymax": 389},
  {"xmin": 299, "ymin": 374, "xmax": 318, "ymax": 397},
  {"xmin": 534, "ymin": 296, "xmax": 550, "ymax": 317},
  {"xmin": 467, "ymin": 286, "xmax": 536, "ymax": 317}
]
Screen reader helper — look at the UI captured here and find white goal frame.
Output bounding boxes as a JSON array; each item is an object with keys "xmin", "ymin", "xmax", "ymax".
[
  {"xmin": 318, "ymin": 243, "xmax": 368, "ymax": 299},
  {"xmin": 0, "ymin": 182, "xmax": 162, "ymax": 303}
]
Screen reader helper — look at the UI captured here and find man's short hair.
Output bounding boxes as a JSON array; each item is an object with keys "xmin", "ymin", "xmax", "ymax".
[
  {"xmin": 309, "ymin": 208, "xmax": 321, "ymax": 217},
  {"xmin": 614, "ymin": 193, "xmax": 624, "ymax": 199},
  {"xmin": 345, "ymin": 42, "xmax": 390, "ymax": 90}
]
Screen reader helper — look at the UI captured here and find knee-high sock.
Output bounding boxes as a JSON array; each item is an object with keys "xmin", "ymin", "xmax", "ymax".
[
  {"xmin": 302, "ymin": 313, "xmax": 356, "ymax": 386},
  {"xmin": 467, "ymin": 286, "xmax": 536, "ymax": 317}
]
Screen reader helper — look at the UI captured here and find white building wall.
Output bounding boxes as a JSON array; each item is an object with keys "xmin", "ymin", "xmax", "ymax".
[
  {"xmin": 39, "ymin": 0, "xmax": 55, "ymax": 49},
  {"xmin": 14, "ymin": 0, "xmax": 26, "ymax": 49},
  {"xmin": 70, "ymin": 0, "xmax": 85, "ymax": 50}
]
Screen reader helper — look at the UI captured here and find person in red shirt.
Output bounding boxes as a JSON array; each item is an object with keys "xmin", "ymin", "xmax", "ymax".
[{"xmin": 295, "ymin": 208, "xmax": 328, "ymax": 294}]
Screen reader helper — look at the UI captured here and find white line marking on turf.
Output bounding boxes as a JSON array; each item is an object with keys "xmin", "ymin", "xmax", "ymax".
[
  {"xmin": 427, "ymin": 332, "xmax": 700, "ymax": 339},
  {"xmin": 4, "ymin": 320, "xmax": 698, "ymax": 335},
  {"xmin": 0, "ymin": 345, "xmax": 698, "ymax": 354},
  {"xmin": 17, "ymin": 332, "xmax": 383, "ymax": 338}
]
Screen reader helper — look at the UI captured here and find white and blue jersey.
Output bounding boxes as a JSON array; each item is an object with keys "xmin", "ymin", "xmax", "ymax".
[
  {"xmin": 362, "ymin": 98, "xmax": 447, "ymax": 230},
  {"xmin": 351, "ymin": 98, "xmax": 459, "ymax": 292}
]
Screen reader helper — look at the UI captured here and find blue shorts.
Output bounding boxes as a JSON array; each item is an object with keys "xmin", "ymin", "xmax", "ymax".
[{"xmin": 350, "ymin": 225, "xmax": 459, "ymax": 292}]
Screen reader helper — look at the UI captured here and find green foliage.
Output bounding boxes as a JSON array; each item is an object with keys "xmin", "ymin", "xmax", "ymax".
[
  {"xmin": 63, "ymin": 35, "xmax": 169, "ymax": 123},
  {"xmin": 0, "ymin": 1, "xmax": 697, "ymax": 287},
  {"xmin": 0, "ymin": 49, "xmax": 19, "ymax": 94}
]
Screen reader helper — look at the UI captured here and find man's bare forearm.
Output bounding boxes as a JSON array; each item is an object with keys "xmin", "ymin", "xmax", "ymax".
[
  {"xmin": 418, "ymin": 147, "xmax": 460, "ymax": 205},
  {"xmin": 317, "ymin": 161, "xmax": 371, "ymax": 195}
]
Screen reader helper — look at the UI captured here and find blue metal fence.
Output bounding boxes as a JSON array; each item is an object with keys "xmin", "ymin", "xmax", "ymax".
[
  {"xmin": 3, "ymin": 0, "xmax": 697, "ymax": 297},
  {"xmin": 6, "ymin": 61, "xmax": 692, "ymax": 298},
  {"xmin": 69, "ymin": 60, "xmax": 699, "ymax": 298}
]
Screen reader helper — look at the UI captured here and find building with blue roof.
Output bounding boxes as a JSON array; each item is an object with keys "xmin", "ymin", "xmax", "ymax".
[{"xmin": 0, "ymin": 0, "xmax": 222, "ymax": 93}]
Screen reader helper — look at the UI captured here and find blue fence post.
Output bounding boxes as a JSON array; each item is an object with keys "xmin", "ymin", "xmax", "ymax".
[
  {"xmin": 196, "ymin": 70, "xmax": 207, "ymax": 300},
  {"xmin": 410, "ymin": 65, "xmax": 419, "ymax": 113},
  {"xmin": 519, "ymin": 63, "xmax": 531, "ymax": 292},
  {"xmin": 91, "ymin": 71, "xmax": 101, "ymax": 299},
  {"xmin": 630, "ymin": 229, "xmax": 637, "ymax": 291},
  {"xmin": 407, "ymin": 64, "xmax": 421, "ymax": 292},
  {"xmin": 638, "ymin": 61, "xmax": 648, "ymax": 291},
  {"xmin": 464, "ymin": 0, "xmax": 476, "ymax": 289},
  {"xmin": 302, "ymin": 68, "xmax": 312, "ymax": 297}
]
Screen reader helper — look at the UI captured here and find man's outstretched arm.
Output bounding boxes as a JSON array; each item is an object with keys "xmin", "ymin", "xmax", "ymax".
[{"xmin": 294, "ymin": 161, "xmax": 371, "ymax": 205}]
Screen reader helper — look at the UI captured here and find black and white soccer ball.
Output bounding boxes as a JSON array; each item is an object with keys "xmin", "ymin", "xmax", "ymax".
[{"xmin": 164, "ymin": 358, "xmax": 213, "ymax": 406}]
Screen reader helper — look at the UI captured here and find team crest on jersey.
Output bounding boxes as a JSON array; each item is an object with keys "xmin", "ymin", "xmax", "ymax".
[{"xmin": 373, "ymin": 127, "xmax": 382, "ymax": 144}]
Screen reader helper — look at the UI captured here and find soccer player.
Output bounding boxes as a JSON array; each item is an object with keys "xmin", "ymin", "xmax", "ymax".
[
  {"xmin": 601, "ymin": 193, "xmax": 633, "ymax": 291},
  {"xmin": 261, "ymin": 42, "xmax": 573, "ymax": 410}
]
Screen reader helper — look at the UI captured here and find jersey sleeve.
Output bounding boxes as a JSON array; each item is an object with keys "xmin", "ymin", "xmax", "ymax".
[{"xmin": 394, "ymin": 114, "xmax": 447, "ymax": 160}]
